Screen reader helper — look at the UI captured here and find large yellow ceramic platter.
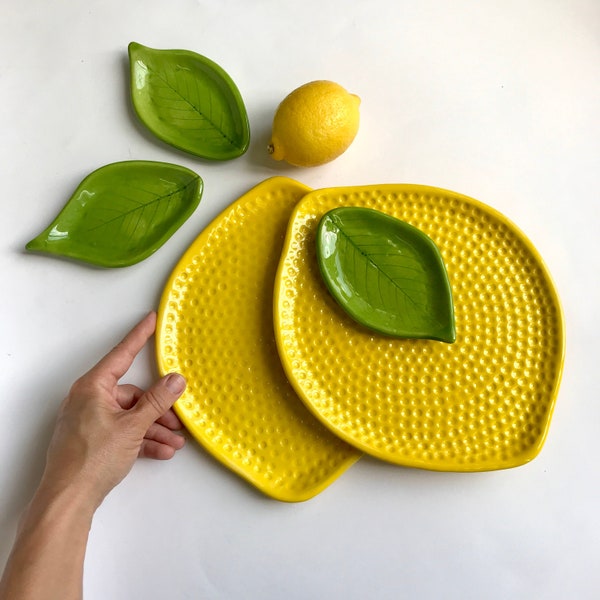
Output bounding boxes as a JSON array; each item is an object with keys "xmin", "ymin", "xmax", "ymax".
[
  {"xmin": 274, "ymin": 184, "xmax": 565, "ymax": 471},
  {"xmin": 156, "ymin": 177, "xmax": 360, "ymax": 502}
]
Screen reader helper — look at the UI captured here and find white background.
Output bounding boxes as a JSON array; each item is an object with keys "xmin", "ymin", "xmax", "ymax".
[{"xmin": 1, "ymin": 1, "xmax": 599, "ymax": 598}]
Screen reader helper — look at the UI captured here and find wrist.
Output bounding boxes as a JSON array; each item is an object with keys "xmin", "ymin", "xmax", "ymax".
[
  {"xmin": 36, "ymin": 454, "xmax": 118, "ymax": 516},
  {"xmin": 2, "ymin": 474, "xmax": 96, "ymax": 600},
  {"xmin": 29, "ymin": 476, "xmax": 99, "ymax": 526}
]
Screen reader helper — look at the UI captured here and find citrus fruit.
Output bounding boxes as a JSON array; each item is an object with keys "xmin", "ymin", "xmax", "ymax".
[{"xmin": 268, "ymin": 80, "xmax": 360, "ymax": 167}]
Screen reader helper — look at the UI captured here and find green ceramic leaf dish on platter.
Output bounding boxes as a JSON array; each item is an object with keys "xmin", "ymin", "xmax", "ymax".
[
  {"xmin": 316, "ymin": 207, "xmax": 455, "ymax": 342},
  {"xmin": 128, "ymin": 42, "xmax": 250, "ymax": 160},
  {"xmin": 26, "ymin": 161, "xmax": 203, "ymax": 267}
]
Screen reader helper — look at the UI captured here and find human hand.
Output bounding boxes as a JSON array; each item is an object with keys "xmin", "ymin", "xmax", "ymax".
[
  {"xmin": 0, "ymin": 312, "xmax": 186, "ymax": 599},
  {"xmin": 39, "ymin": 311, "xmax": 186, "ymax": 511}
]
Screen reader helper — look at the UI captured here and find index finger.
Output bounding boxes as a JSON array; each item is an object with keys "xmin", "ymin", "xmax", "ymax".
[{"xmin": 88, "ymin": 311, "xmax": 157, "ymax": 383}]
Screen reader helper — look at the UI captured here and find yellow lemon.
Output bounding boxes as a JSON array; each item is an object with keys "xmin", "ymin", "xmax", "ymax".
[{"xmin": 268, "ymin": 80, "xmax": 360, "ymax": 167}]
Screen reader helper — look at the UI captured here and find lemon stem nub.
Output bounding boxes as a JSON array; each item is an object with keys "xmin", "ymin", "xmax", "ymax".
[{"xmin": 268, "ymin": 140, "xmax": 284, "ymax": 161}]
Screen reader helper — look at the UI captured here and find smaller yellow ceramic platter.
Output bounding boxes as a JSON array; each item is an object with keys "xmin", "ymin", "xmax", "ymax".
[
  {"xmin": 274, "ymin": 184, "xmax": 565, "ymax": 471},
  {"xmin": 156, "ymin": 177, "xmax": 360, "ymax": 502}
]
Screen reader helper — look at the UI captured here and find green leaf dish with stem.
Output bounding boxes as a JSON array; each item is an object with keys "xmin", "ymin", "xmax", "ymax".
[
  {"xmin": 128, "ymin": 42, "xmax": 250, "ymax": 160},
  {"xmin": 26, "ymin": 161, "xmax": 203, "ymax": 268}
]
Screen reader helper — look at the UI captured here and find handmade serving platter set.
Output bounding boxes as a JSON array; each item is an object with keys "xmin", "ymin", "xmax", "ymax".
[
  {"xmin": 156, "ymin": 177, "xmax": 565, "ymax": 502},
  {"xmin": 24, "ymin": 43, "xmax": 565, "ymax": 501}
]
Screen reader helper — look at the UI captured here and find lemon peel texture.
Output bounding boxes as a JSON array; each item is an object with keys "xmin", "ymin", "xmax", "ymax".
[{"xmin": 268, "ymin": 80, "xmax": 360, "ymax": 167}]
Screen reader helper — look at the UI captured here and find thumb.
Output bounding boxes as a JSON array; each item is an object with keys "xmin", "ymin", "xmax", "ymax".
[{"xmin": 133, "ymin": 373, "xmax": 187, "ymax": 426}]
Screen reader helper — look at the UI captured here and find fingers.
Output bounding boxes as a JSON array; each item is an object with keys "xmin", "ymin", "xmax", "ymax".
[
  {"xmin": 116, "ymin": 385, "xmax": 183, "ymax": 430},
  {"xmin": 139, "ymin": 424, "xmax": 185, "ymax": 460},
  {"xmin": 156, "ymin": 408, "xmax": 184, "ymax": 431},
  {"xmin": 145, "ymin": 422, "xmax": 186, "ymax": 449},
  {"xmin": 116, "ymin": 384, "xmax": 144, "ymax": 409},
  {"xmin": 139, "ymin": 440, "xmax": 178, "ymax": 460},
  {"xmin": 131, "ymin": 373, "xmax": 187, "ymax": 427},
  {"xmin": 89, "ymin": 312, "xmax": 157, "ymax": 384}
]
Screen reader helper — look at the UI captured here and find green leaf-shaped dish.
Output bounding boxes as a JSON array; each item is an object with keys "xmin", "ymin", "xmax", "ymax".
[
  {"xmin": 26, "ymin": 161, "xmax": 203, "ymax": 267},
  {"xmin": 316, "ymin": 207, "xmax": 455, "ymax": 342},
  {"xmin": 128, "ymin": 42, "xmax": 250, "ymax": 160}
]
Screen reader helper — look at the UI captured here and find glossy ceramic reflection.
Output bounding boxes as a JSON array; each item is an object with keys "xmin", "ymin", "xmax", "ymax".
[
  {"xmin": 317, "ymin": 207, "xmax": 455, "ymax": 342},
  {"xmin": 274, "ymin": 184, "xmax": 565, "ymax": 471},
  {"xmin": 156, "ymin": 177, "xmax": 360, "ymax": 502},
  {"xmin": 26, "ymin": 161, "xmax": 203, "ymax": 267},
  {"xmin": 129, "ymin": 42, "xmax": 250, "ymax": 160}
]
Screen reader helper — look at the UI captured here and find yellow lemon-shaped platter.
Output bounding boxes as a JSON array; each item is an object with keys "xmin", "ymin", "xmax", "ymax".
[
  {"xmin": 274, "ymin": 184, "xmax": 565, "ymax": 471},
  {"xmin": 156, "ymin": 177, "xmax": 360, "ymax": 501}
]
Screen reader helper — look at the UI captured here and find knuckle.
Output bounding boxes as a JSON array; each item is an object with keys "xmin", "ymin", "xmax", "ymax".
[
  {"xmin": 142, "ymin": 389, "xmax": 166, "ymax": 417},
  {"xmin": 69, "ymin": 376, "xmax": 91, "ymax": 397}
]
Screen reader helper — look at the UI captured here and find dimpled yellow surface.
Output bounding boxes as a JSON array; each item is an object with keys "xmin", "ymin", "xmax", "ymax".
[
  {"xmin": 274, "ymin": 184, "xmax": 565, "ymax": 471},
  {"xmin": 156, "ymin": 177, "xmax": 360, "ymax": 502}
]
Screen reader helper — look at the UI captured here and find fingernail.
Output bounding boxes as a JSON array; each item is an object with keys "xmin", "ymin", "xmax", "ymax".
[{"xmin": 165, "ymin": 373, "xmax": 186, "ymax": 395}]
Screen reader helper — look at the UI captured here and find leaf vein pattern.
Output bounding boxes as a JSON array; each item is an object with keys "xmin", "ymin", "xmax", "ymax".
[
  {"xmin": 84, "ymin": 178, "xmax": 198, "ymax": 234},
  {"xmin": 149, "ymin": 66, "xmax": 238, "ymax": 148},
  {"xmin": 336, "ymin": 226, "xmax": 428, "ymax": 314}
]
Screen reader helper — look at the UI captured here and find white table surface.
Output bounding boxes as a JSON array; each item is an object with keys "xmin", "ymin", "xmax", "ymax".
[{"xmin": 1, "ymin": 1, "xmax": 599, "ymax": 598}]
